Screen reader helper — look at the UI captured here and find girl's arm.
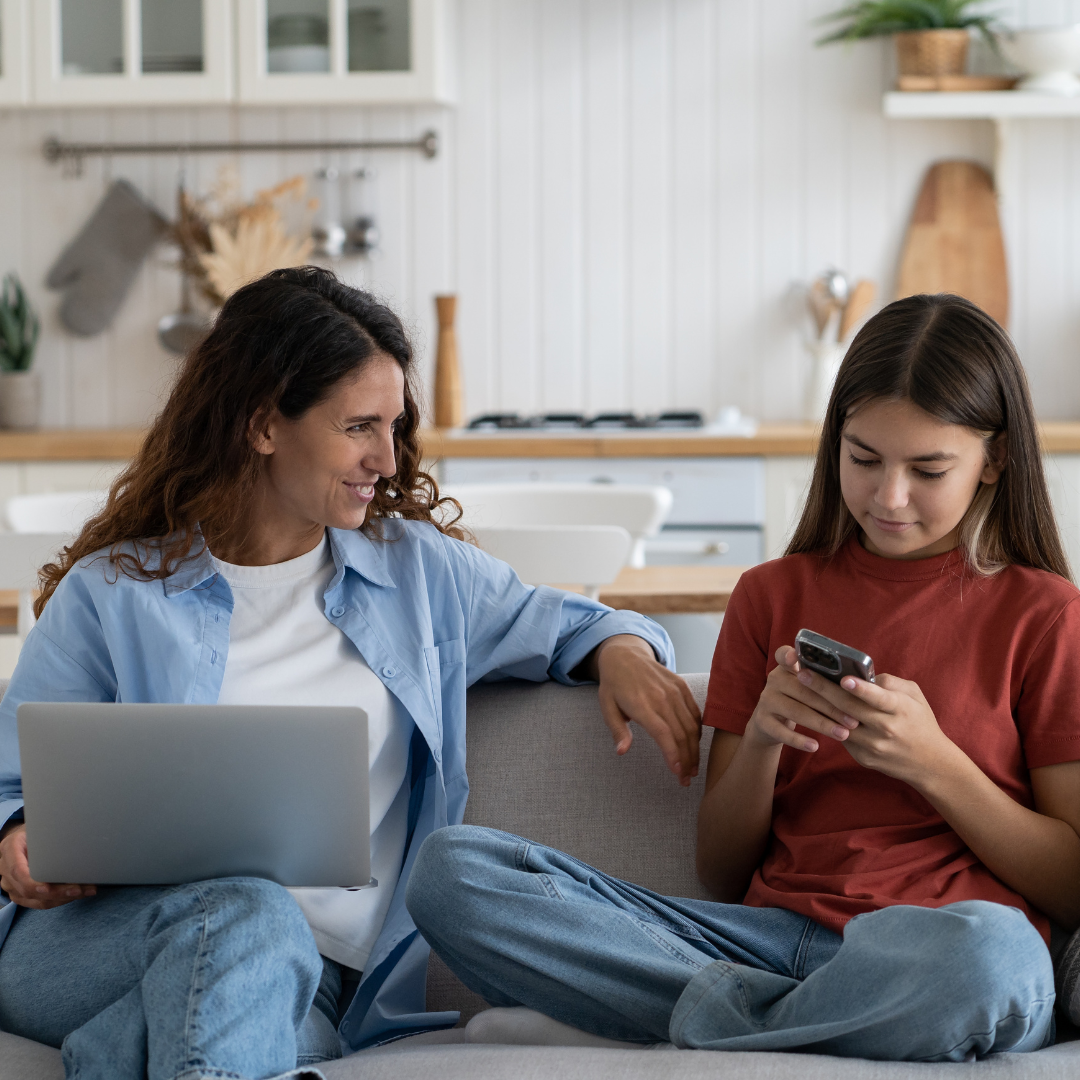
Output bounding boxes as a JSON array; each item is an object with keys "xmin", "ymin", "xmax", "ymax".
[
  {"xmin": 905, "ymin": 738, "xmax": 1080, "ymax": 930},
  {"xmin": 696, "ymin": 647, "xmax": 858, "ymax": 901},
  {"xmin": 798, "ymin": 669, "xmax": 1080, "ymax": 929}
]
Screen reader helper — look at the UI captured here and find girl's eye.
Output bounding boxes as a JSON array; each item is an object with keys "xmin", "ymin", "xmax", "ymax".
[
  {"xmin": 915, "ymin": 468, "xmax": 947, "ymax": 481},
  {"xmin": 848, "ymin": 453, "xmax": 877, "ymax": 468}
]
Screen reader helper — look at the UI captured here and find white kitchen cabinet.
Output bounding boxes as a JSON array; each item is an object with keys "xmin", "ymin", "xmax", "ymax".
[
  {"xmin": 30, "ymin": 0, "xmax": 232, "ymax": 106},
  {"xmin": 237, "ymin": 0, "xmax": 454, "ymax": 104},
  {"xmin": 0, "ymin": 0, "xmax": 29, "ymax": 105}
]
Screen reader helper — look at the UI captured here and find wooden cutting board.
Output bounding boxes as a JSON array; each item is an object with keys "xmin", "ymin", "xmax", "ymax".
[{"xmin": 897, "ymin": 160, "xmax": 1008, "ymax": 327}]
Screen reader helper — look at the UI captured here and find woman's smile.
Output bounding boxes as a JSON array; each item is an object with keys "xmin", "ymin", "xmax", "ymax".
[{"xmin": 345, "ymin": 482, "xmax": 376, "ymax": 504}]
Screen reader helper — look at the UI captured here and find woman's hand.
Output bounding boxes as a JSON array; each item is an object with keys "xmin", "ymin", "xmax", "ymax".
[
  {"xmin": 745, "ymin": 647, "xmax": 859, "ymax": 753},
  {"xmin": 0, "ymin": 822, "xmax": 96, "ymax": 909},
  {"xmin": 589, "ymin": 635, "xmax": 702, "ymax": 786},
  {"xmin": 791, "ymin": 666, "xmax": 954, "ymax": 786}
]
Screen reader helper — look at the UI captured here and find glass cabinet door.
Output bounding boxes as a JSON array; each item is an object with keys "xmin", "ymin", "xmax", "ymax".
[
  {"xmin": 0, "ymin": 0, "xmax": 30, "ymax": 104},
  {"xmin": 267, "ymin": 0, "xmax": 330, "ymax": 73},
  {"xmin": 348, "ymin": 0, "xmax": 409, "ymax": 72},
  {"xmin": 141, "ymin": 0, "xmax": 204, "ymax": 74},
  {"xmin": 239, "ymin": 0, "xmax": 452, "ymax": 104},
  {"xmin": 30, "ymin": 0, "xmax": 231, "ymax": 105},
  {"xmin": 60, "ymin": 0, "xmax": 123, "ymax": 75}
]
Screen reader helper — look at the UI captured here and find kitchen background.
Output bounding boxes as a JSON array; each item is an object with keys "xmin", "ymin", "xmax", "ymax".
[{"xmin": 3, "ymin": 0, "xmax": 1080, "ymax": 432}]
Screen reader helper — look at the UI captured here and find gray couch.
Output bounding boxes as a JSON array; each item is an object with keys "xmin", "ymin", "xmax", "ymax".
[{"xmin": 2, "ymin": 674, "xmax": 1079, "ymax": 1079}]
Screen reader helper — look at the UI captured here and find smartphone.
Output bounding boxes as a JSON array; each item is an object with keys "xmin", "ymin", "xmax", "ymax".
[{"xmin": 794, "ymin": 629, "xmax": 875, "ymax": 685}]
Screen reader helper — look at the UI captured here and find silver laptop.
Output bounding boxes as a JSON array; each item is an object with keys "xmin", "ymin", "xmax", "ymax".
[{"xmin": 17, "ymin": 703, "xmax": 372, "ymax": 888}]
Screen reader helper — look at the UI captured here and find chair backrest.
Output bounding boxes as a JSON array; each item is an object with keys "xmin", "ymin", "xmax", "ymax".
[
  {"xmin": 5, "ymin": 491, "xmax": 104, "ymax": 534},
  {"xmin": 0, "ymin": 533, "xmax": 70, "ymax": 591},
  {"xmin": 443, "ymin": 483, "xmax": 672, "ymax": 568},
  {"xmin": 473, "ymin": 525, "xmax": 632, "ymax": 595}
]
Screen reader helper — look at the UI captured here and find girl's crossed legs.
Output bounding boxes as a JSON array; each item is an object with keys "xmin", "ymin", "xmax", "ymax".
[{"xmin": 405, "ymin": 825, "xmax": 1055, "ymax": 1062}]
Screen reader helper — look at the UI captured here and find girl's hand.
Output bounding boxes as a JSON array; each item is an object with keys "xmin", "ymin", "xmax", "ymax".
[
  {"xmin": 0, "ymin": 822, "xmax": 97, "ymax": 909},
  {"xmin": 792, "ymin": 667, "xmax": 953, "ymax": 785},
  {"xmin": 745, "ymin": 646, "xmax": 860, "ymax": 754}
]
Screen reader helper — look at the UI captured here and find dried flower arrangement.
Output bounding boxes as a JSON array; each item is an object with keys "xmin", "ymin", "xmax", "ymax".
[{"xmin": 171, "ymin": 168, "xmax": 317, "ymax": 307}]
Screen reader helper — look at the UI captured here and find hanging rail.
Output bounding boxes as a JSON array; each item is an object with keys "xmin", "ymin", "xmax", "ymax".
[{"xmin": 43, "ymin": 129, "xmax": 438, "ymax": 170}]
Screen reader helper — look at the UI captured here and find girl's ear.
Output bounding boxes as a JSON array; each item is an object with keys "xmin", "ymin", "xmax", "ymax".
[
  {"xmin": 981, "ymin": 434, "xmax": 1007, "ymax": 485},
  {"xmin": 248, "ymin": 407, "xmax": 278, "ymax": 457}
]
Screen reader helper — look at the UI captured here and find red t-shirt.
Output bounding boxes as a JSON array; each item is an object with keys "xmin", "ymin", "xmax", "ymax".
[{"xmin": 704, "ymin": 535, "xmax": 1080, "ymax": 941}]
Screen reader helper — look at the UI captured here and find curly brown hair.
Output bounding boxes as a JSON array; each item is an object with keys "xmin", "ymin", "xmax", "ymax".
[{"xmin": 35, "ymin": 266, "xmax": 463, "ymax": 617}]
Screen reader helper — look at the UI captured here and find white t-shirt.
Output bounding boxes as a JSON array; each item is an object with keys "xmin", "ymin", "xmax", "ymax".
[{"xmin": 212, "ymin": 535, "xmax": 412, "ymax": 971}]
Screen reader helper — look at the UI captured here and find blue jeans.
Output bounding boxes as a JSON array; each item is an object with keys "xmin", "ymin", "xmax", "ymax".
[
  {"xmin": 405, "ymin": 825, "xmax": 1056, "ymax": 1061},
  {"xmin": 0, "ymin": 877, "xmax": 344, "ymax": 1080}
]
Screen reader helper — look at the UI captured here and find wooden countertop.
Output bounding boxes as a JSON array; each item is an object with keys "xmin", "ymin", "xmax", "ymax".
[
  {"xmin": 7, "ymin": 421, "xmax": 1080, "ymax": 461},
  {"xmin": 0, "ymin": 565, "xmax": 744, "ymax": 629}
]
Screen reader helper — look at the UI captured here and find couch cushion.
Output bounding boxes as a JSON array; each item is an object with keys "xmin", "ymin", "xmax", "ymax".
[
  {"xmin": 334, "ymin": 1040, "xmax": 1080, "ymax": 1079},
  {"xmin": 425, "ymin": 673, "xmax": 712, "ymax": 1020}
]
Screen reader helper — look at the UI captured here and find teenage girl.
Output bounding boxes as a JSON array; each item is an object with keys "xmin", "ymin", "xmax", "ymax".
[{"xmin": 404, "ymin": 293, "xmax": 1080, "ymax": 1061}]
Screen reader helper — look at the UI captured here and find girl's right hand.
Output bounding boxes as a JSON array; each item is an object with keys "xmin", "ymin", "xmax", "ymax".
[
  {"xmin": 745, "ymin": 646, "xmax": 860, "ymax": 753},
  {"xmin": 0, "ymin": 822, "xmax": 96, "ymax": 909}
]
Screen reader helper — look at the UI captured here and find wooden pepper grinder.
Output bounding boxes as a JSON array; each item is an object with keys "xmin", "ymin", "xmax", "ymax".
[{"xmin": 433, "ymin": 294, "xmax": 463, "ymax": 429}]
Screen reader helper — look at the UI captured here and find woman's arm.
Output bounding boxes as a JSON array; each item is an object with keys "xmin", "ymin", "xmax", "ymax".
[
  {"xmin": 695, "ymin": 647, "xmax": 859, "ymax": 901},
  {"xmin": 571, "ymin": 634, "xmax": 702, "ymax": 786},
  {"xmin": 440, "ymin": 533, "xmax": 699, "ymax": 782},
  {"xmin": 797, "ymin": 669, "xmax": 1080, "ymax": 929}
]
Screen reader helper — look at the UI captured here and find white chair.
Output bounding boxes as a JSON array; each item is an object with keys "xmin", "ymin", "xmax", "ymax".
[
  {"xmin": 473, "ymin": 525, "xmax": 632, "ymax": 599},
  {"xmin": 5, "ymin": 490, "xmax": 106, "ymax": 534},
  {"xmin": 442, "ymin": 483, "xmax": 672, "ymax": 568},
  {"xmin": 3, "ymin": 490, "xmax": 105, "ymax": 639}
]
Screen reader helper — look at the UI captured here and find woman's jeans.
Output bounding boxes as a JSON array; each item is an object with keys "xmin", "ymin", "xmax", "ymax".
[
  {"xmin": 0, "ymin": 877, "xmax": 346, "ymax": 1080},
  {"xmin": 405, "ymin": 825, "xmax": 1057, "ymax": 1062}
]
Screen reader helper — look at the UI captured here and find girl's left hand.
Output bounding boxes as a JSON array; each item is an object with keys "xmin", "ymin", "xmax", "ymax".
[{"xmin": 793, "ymin": 667, "xmax": 953, "ymax": 786}]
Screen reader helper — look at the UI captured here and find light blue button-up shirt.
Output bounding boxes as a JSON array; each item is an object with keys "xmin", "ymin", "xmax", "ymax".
[{"xmin": 0, "ymin": 520, "xmax": 674, "ymax": 1049}]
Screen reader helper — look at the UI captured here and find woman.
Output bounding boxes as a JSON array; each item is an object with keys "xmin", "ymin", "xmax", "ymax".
[
  {"xmin": 405, "ymin": 294, "xmax": 1080, "ymax": 1061},
  {"xmin": 0, "ymin": 266, "xmax": 700, "ymax": 1080}
]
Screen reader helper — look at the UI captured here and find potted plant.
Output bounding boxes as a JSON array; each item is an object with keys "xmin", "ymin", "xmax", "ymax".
[
  {"xmin": 0, "ymin": 273, "xmax": 41, "ymax": 430},
  {"xmin": 818, "ymin": 1, "xmax": 998, "ymax": 77}
]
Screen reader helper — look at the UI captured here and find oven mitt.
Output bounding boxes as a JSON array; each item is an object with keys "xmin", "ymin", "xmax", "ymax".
[{"xmin": 46, "ymin": 179, "xmax": 167, "ymax": 336}]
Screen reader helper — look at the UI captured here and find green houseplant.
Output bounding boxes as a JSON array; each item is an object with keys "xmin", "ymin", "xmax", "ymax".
[
  {"xmin": 818, "ymin": 1, "xmax": 998, "ymax": 77},
  {"xmin": 0, "ymin": 273, "xmax": 42, "ymax": 429}
]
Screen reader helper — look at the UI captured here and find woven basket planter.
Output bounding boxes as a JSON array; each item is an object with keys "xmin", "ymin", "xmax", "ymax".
[{"xmin": 895, "ymin": 29, "xmax": 970, "ymax": 76}]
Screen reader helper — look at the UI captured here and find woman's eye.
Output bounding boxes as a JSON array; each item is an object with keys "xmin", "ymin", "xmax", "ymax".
[
  {"xmin": 848, "ymin": 453, "xmax": 877, "ymax": 468},
  {"xmin": 915, "ymin": 469, "xmax": 947, "ymax": 481}
]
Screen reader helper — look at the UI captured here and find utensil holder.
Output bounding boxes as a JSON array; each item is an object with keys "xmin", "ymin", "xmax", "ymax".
[{"xmin": 804, "ymin": 341, "xmax": 844, "ymax": 424}]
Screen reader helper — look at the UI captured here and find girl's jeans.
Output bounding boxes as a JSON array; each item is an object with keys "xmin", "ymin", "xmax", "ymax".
[
  {"xmin": 405, "ymin": 825, "xmax": 1056, "ymax": 1062},
  {"xmin": 0, "ymin": 876, "xmax": 344, "ymax": 1080}
]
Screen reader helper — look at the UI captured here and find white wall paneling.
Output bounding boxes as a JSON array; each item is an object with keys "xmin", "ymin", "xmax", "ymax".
[{"xmin": 2, "ymin": 1, "xmax": 1080, "ymax": 430}]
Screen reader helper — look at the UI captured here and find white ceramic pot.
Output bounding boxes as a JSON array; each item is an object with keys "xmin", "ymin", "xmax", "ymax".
[
  {"xmin": 0, "ymin": 370, "xmax": 41, "ymax": 430},
  {"xmin": 804, "ymin": 341, "xmax": 845, "ymax": 424},
  {"xmin": 998, "ymin": 26, "xmax": 1080, "ymax": 96}
]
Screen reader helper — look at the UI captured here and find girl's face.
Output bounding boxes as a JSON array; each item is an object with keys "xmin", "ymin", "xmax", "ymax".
[{"xmin": 839, "ymin": 397, "xmax": 1003, "ymax": 560}]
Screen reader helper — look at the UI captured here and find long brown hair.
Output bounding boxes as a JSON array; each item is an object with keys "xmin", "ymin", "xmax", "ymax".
[
  {"xmin": 786, "ymin": 293, "xmax": 1071, "ymax": 581},
  {"xmin": 36, "ymin": 266, "xmax": 463, "ymax": 616}
]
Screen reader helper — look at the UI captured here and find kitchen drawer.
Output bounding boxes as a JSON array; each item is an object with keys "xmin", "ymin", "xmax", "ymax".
[
  {"xmin": 645, "ymin": 527, "xmax": 762, "ymax": 566},
  {"xmin": 441, "ymin": 457, "xmax": 765, "ymax": 527}
]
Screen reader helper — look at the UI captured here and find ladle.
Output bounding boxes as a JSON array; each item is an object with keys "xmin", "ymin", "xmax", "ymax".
[
  {"xmin": 158, "ymin": 176, "xmax": 211, "ymax": 355},
  {"xmin": 157, "ymin": 266, "xmax": 210, "ymax": 355}
]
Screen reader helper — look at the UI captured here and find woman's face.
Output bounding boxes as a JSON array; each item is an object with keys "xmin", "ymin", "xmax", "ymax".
[
  {"xmin": 252, "ymin": 353, "xmax": 405, "ymax": 537},
  {"xmin": 839, "ymin": 397, "xmax": 1003, "ymax": 560}
]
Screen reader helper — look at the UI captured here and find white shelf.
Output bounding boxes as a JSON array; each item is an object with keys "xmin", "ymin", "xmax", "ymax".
[{"xmin": 884, "ymin": 91, "xmax": 1080, "ymax": 119}]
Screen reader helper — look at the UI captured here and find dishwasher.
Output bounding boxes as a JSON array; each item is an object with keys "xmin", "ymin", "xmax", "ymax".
[{"xmin": 441, "ymin": 456, "xmax": 766, "ymax": 674}]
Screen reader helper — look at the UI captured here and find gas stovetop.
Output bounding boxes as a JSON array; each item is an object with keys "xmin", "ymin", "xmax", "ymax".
[{"xmin": 465, "ymin": 411, "xmax": 705, "ymax": 431}]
